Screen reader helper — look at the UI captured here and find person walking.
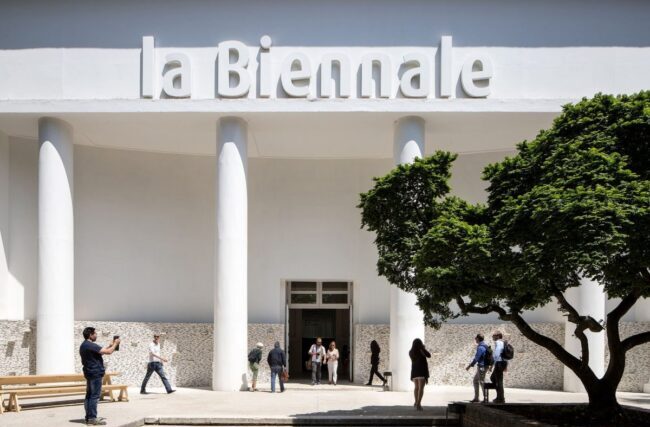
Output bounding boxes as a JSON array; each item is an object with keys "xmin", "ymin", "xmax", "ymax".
[
  {"xmin": 326, "ymin": 341, "xmax": 340, "ymax": 385},
  {"xmin": 247, "ymin": 342, "xmax": 264, "ymax": 391},
  {"xmin": 267, "ymin": 341, "xmax": 287, "ymax": 393},
  {"xmin": 409, "ymin": 338, "xmax": 431, "ymax": 411},
  {"xmin": 308, "ymin": 337, "xmax": 326, "ymax": 385},
  {"xmin": 140, "ymin": 333, "xmax": 175, "ymax": 394},
  {"xmin": 79, "ymin": 327, "xmax": 120, "ymax": 426},
  {"xmin": 366, "ymin": 340, "xmax": 387, "ymax": 386},
  {"xmin": 490, "ymin": 331, "xmax": 507, "ymax": 403},
  {"xmin": 466, "ymin": 333, "xmax": 489, "ymax": 403}
]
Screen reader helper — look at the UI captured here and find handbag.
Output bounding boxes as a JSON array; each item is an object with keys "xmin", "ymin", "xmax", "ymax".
[
  {"xmin": 281, "ymin": 368, "xmax": 289, "ymax": 382},
  {"xmin": 305, "ymin": 360, "xmax": 312, "ymax": 370}
]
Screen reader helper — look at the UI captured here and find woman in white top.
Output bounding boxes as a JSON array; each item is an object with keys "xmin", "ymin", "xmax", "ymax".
[{"xmin": 326, "ymin": 341, "xmax": 340, "ymax": 385}]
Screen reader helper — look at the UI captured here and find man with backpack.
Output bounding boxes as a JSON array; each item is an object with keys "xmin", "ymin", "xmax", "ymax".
[
  {"xmin": 490, "ymin": 331, "xmax": 512, "ymax": 403},
  {"xmin": 466, "ymin": 333, "xmax": 491, "ymax": 403},
  {"xmin": 490, "ymin": 331, "xmax": 506, "ymax": 403},
  {"xmin": 247, "ymin": 342, "xmax": 264, "ymax": 391}
]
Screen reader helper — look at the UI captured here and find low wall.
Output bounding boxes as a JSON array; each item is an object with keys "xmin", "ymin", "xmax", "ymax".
[
  {"xmin": 0, "ymin": 320, "xmax": 284, "ymax": 388},
  {"xmin": 355, "ymin": 323, "xmax": 565, "ymax": 390},
  {"xmin": 606, "ymin": 322, "xmax": 650, "ymax": 392},
  {"xmin": 1, "ymin": 320, "xmax": 648, "ymax": 391}
]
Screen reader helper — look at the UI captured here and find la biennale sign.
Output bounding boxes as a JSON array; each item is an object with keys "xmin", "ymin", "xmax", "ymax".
[{"xmin": 142, "ymin": 35, "xmax": 493, "ymax": 99}]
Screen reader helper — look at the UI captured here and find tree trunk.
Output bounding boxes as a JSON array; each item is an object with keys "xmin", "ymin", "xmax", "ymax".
[{"xmin": 584, "ymin": 379, "xmax": 626, "ymax": 425}]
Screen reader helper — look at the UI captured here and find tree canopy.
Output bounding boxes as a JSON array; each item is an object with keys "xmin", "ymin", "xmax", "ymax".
[{"xmin": 359, "ymin": 92, "xmax": 650, "ymax": 416}]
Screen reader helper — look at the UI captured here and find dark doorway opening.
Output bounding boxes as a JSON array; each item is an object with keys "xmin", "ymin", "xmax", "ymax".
[{"xmin": 288, "ymin": 308, "xmax": 350, "ymax": 381}]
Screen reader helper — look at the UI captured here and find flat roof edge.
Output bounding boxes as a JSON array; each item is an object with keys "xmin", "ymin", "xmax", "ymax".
[{"xmin": 0, "ymin": 98, "xmax": 572, "ymax": 114}]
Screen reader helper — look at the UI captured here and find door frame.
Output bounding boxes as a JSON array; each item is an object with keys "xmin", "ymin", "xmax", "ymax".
[{"xmin": 284, "ymin": 279, "xmax": 354, "ymax": 381}]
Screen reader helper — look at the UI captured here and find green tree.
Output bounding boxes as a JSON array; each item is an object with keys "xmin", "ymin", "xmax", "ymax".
[{"xmin": 359, "ymin": 92, "xmax": 650, "ymax": 421}]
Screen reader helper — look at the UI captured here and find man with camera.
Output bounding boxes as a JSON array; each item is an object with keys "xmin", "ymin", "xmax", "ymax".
[
  {"xmin": 79, "ymin": 327, "xmax": 121, "ymax": 426},
  {"xmin": 140, "ymin": 333, "xmax": 175, "ymax": 394}
]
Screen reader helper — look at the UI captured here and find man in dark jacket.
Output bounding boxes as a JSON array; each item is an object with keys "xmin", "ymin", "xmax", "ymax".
[{"xmin": 267, "ymin": 341, "xmax": 287, "ymax": 393}]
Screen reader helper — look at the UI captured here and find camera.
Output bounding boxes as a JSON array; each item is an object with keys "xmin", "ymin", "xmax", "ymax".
[{"xmin": 113, "ymin": 335, "xmax": 120, "ymax": 351}]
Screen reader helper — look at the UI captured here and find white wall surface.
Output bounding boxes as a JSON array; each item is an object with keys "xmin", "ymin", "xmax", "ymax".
[
  {"xmin": 6, "ymin": 138, "xmax": 38, "ymax": 320},
  {"xmin": 1, "ymin": 47, "xmax": 649, "ymax": 102},
  {"xmin": 2, "ymin": 137, "xmax": 572, "ymax": 324},
  {"xmin": 0, "ymin": 131, "xmax": 10, "ymax": 318}
]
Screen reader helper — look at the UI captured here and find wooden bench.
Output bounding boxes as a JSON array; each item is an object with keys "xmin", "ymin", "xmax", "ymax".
[{"xmin": 0, "ymin": 372, "xmax": 128, "ymax": 414}]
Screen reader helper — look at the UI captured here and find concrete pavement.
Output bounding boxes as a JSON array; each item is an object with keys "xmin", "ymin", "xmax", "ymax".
[{"xmin": 1, "ymin": 383, "xmax": 649, "ymax": 427}]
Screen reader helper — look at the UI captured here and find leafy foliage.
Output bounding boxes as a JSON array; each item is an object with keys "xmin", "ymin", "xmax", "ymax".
[{"xmin": 359, "ymin": 92, "xmax": 650, "ymax": 414}]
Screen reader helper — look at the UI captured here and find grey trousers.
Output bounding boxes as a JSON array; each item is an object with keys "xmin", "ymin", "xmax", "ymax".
[
  {"xmin": 311, "ymin": 361, "xmax": 322, "ymax": 384},
  {"xmin": 473, "ymin": 366, "xmax": 486, "ymax": 400}
]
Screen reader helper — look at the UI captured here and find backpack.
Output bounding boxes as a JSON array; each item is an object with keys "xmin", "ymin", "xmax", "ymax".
[
  {"xmin": 247, "ymin": 349, "xmax": 259, "ymax": 363},
  {"xmin": 483, "ymin": 344, "xmax": 495, "ymax": 366},
  {"xmin": 502, "ymin": 341, "xmax": 514, "ymax": 361}
]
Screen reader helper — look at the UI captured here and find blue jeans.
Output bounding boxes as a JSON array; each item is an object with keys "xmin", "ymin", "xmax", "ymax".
[
  {"xmin": 84, "ymin": 375, "xmax": 103, "ymax": 421},
  {"xmin": 141, "ymin": 361, "xmax": 173, "ymax": 392},
  {"xmin": 270, "ymin": 366, "xmax": 285, "ymax": 392}
]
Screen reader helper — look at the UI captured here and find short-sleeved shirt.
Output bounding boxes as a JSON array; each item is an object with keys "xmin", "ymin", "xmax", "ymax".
[
  {"xmin": 149, "ymin": 342, "xmax": 161, "ymax": 362},
  {"xmin": 79, "ymin": 340, "xmax": 105, "ymax": 379},
  {"xmin": 309, "ymin": 344, "xmax": 326, "ymax": 363}
]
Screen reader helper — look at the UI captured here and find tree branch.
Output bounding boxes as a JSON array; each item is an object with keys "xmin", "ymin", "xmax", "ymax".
[
  {"xmin": 604, "ymin": 289, "xmax": 641, "ymax": 383},
  {"xmin": 622, "ymin": 331, "xmax": 650, "ymax": 352},
  {"xmin": 554, "ymin": 289, "xmax": 601, "ymax": 371}
]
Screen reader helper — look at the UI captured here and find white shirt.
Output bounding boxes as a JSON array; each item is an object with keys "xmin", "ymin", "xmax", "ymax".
[
  {"xmin": 309, "ymin": 344, "xmax": 326, "ymax": 363},
  {"xmin": 149, "ymin": 342, "xmax": 161, "ymax": 363},
  {"xmin": 327, "ymin": 349, "xmax": 339, "ymax": 363},
  {"xmin": 493, "ymin": 339, "xmax": 504, "ymax": 362}
]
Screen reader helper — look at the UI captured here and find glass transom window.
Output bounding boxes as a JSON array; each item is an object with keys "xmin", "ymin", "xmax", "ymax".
[{"xmin": 287, "ymin": 280, "xmax": 351, "ymax": 308}]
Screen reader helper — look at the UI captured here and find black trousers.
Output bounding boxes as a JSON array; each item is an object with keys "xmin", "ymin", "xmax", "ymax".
[
  {"xmin": 490, "ymin": 361, "xmax": 507, "ymax": 400},
  {"xmin": 368, "ymin": 364, "xmax": 386, "ymax": 384}
]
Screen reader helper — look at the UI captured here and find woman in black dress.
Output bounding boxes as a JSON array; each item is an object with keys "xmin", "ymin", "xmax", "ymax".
[
  {"xmin": 409, "ymin": 338, "xmax": 431, "ymax": 411},
  {"xmin": 366, "ymin": 340, "xmax": 387, "ymax": 386}
]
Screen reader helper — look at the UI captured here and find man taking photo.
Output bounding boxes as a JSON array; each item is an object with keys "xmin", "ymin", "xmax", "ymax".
[{"xmin": 79, "ymin": 327, "xmax": 120, "ymax": 426}]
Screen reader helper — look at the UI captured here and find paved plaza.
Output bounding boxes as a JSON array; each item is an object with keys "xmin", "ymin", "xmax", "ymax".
[{"xmin": 1, "ymin": 383, "xmax": 649, "ymax": 427}]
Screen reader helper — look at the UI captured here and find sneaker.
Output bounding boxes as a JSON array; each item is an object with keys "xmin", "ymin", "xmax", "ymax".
[
  {"xmin": 140, "ymin": 391, "xmax": 149, "ymax": 395},
  {"xmin": 365, "ymin": 382, "xmax": 372, "ymax": 386},
  {"xmin": 469, "ymin": 398, "xmax": 480, "ymax": 403},
  {"xmin": 167, "ymin": 390, "xmax": 176, "ymax": 394},
  {"xmin": 86, "ymin": 419, "xmax": 107, "ymax": 426},
  {"xmin": 492, "ymin": 398, "xmax": 505, "ymax": 403}
]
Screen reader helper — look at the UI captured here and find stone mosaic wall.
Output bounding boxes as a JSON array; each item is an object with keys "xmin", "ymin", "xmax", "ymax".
[
  {"xmin": 0, "ymin": 320, "xmax": 36, "ymax": 376},
  {"xmin": 605, "ymin": 322, "xmax": 650, "ymax": 392},
  {"xmin": 246, "ymin": 323, "xmax": 286, "ymax": 384},
  {"xmin": 426, "ymin": 323, "xmax": 565, "ymax": 390},
  {"xmin": 0, "ymin": 321, "xmax": 284, "ymax": 388},
  {"xmin": 1, "ymin": 320, "xmax": 648, "ymax": 391},
  {"xmin": 353, "ymin": 324, "xmax": 391, "ymax": 384},
  {"xmin": 355, "ymin": 323, "xmax": 566, "ymax": 390}
]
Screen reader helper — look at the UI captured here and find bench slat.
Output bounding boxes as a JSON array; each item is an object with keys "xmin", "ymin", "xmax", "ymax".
[
  {"xmin": 0, "ymin": 372, "xmax": 120, "ymax": 386},
  {"xmin": 9, "ymin": 384, "xmax": 127, "ymax": 396}
]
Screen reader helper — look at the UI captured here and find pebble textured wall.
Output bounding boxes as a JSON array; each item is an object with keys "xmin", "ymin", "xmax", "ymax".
[
  {"xmin": 355, "ymin": 323, "xmax": 566, "ymax": 390},
  {"xmin": 353, "ymin": 324, "xmax": 390, "ymax": 385},
  {"xmin": 0, "ymin": 321, "xmax": 284, "ymax": 388},
  {"xmin": 426, "ymin": 323, "xmax": 565, "ymax": 390},
  {"xmin": 606, "ymin": 322, "xmax": 650, "ymax": 392},
  {"xmin": 1, "ymin": 320, "xmax": 648, "ymax": 391}
]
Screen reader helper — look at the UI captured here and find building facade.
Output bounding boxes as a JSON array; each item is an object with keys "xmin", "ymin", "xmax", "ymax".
[{"xmin": 0, "ymin": 0, "xmax": 649, "ymax": 392}]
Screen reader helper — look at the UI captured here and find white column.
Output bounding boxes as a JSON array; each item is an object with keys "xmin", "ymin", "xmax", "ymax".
[
  {"xmin": 0, "ymin": 131, "xmax": 10, "ymax": 319},
  {"xmin": 390, "ymin": 116, "xmax": 426, "ymax": 391},
  {"xmin": 213, "ymin": 117, "xmax": 248, "ymax": 391},
  {"xmin": 563, "ymin": 277, "xmax": 606, "ymax": 392},
  {"xmin": 634, "ymin": 298, "xmax": 650, "ymax": 392},
  {"xmin": 37, "ymin": 118, "xmax": 75, "ymax": 374}
]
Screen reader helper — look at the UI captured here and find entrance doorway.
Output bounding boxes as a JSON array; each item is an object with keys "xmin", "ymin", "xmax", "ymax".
[{"xmin": 285, "ymin": 281, "xmax": 353, "ymax": 381}]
